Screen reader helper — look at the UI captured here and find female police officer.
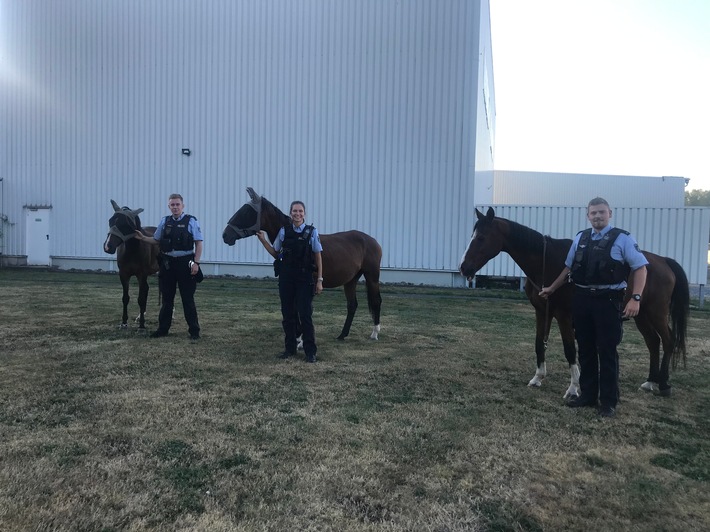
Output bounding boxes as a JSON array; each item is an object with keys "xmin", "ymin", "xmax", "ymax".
[{"xmin": 257, "ymin": 200, "xmax": 323, "ymax": 363}]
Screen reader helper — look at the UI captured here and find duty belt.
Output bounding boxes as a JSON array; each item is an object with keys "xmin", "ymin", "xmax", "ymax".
[{"xmin": 575, "ymin": 286, "xmax": 625, "ymax": 299}]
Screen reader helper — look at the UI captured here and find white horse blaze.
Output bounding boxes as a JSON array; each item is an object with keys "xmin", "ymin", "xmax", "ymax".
[
  {"xmin": 458, "ymin": 234, "xmax": 476, "ymax": 276},
  {"xmin": 527, "ymin": 362, "xmax": 546, "ymax": 387},
  {"xmin": 370, "ymin": 324, "xmax": 381, "ymax": 340}
]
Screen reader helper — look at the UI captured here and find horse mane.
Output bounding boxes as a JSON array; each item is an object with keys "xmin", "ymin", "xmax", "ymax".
[
  {"xmin": 261, "ymin": 197, "xmax": 290, "ymax": 226},
  {"xmin": 498, "ymin": 217, "xmax": 546, "ymax": 253}
]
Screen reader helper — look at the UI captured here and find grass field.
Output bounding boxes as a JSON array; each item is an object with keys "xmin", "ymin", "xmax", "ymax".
[{"xmin": 1, "ymin": 268, "xmax": 708, "ymax": 531}]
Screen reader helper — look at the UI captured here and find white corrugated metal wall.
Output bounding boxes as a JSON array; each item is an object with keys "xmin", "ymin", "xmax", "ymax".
[
  {"xmin": 0, "ymin": 0, "xmax": 495, "ymax": 284},
  {"xmin": 472, "ymin": 205, "xmax": 710, "ymax": 286},
  {"xmin": 493, "ymin": 170, "xmax": 687, "ymax": 208}
]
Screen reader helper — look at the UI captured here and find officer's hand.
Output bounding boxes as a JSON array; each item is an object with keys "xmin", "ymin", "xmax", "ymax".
[{"xmin": 623, "ymin": 299, "xmax": 640, "ymax": 319}]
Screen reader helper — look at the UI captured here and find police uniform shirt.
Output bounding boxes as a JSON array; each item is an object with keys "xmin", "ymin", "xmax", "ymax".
[
  {"xmin": 153, "ymin": 213, "xmax": 204, "ymax": 257},
  {"xmin": 273, "ymin": 222, "xmax": 323, "ymax": 254},
  {"xmin": 564, "ymin": 224, "xmax": 648, "ymax": 290}
]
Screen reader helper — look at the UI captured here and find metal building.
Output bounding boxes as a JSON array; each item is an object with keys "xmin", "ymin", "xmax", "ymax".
[
  {"xmin": 493, "ymin": 171, "xmax": 687, "ymax": 208},
  {"xmin": 0, "ymin": 0, "xmax": 496, "ymax": 286}
]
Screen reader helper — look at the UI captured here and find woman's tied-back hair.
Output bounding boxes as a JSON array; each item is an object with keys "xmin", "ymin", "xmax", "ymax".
[{"xmin": 290, "ymin": 201, "xmax": 306, "ymax": 213}]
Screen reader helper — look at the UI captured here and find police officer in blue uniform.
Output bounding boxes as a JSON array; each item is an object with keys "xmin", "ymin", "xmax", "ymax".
[
  {"xmin": 137, "ymin": 193, "xmax": 204, "ymax": 339},
  {"xmin": 540, "ymin": 197, "xmax": 648, "ymax": 418},
  {"xmin": 257, "ymin": 200, "xmax": 323, "ymax": 363}
]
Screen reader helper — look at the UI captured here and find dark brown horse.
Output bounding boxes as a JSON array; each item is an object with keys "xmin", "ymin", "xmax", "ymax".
[
  {"xmin": 459, "ymin": 207, "xmax": 689, "ymax": 397},
  {"xmin": 103, "ymin": 200, "xmax": 160, "ymax": 330},
  {"xmin": 222, "ymin": 188, "xmax": 383, "ymax": 340}
]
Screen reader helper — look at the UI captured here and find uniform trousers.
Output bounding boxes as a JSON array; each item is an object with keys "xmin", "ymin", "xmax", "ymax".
[
  {"xmin": 572, "ymin": 289, "xmax": 624, "ymax": 408},
  {"xmin": 157, "ymin": 255, "xmax": 200, "ymax": 336},
  {"xmin": 278, "ymin": 268, "xmax": 316, "ymax": 357}
]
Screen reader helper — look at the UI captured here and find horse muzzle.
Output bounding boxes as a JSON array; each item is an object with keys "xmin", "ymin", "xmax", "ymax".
[{"xmin": 223, "ymin": 225, "xmax": 256, "ymax": 245}]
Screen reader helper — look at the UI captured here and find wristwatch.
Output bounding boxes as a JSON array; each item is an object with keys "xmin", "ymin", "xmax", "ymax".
[{"xmin": 632, "ymin": 294, "xmax": 641, "ymax": 302}]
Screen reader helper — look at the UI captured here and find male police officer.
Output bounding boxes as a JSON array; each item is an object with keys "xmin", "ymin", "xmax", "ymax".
[
  {"xmin": 137, "ymin": 193, "xmax": 204, "ymax": 339},
  {"xmin": 540, "ymin": 197, "xmax": 647, "ymax": 418}
]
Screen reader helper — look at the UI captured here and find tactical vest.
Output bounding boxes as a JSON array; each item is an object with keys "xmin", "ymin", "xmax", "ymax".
[
  {"xmin": 280, "ymin": 224, "xmax": 314, "ymax": 271},
  {"xmin": 570, "ymin": 227, "xmax": 630, "ymax": 285},
  {"xmin": 159, "ymin": 215, "xmax": 195, "ymax": 253}
]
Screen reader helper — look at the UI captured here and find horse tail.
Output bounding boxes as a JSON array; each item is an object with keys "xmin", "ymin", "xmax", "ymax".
[
  {"xmin": 364, "ymin": 238, "xmax": 383, "ymax": 325},
  {"xmin": 665, "ymin": 257, "xmax": 689, "ymax": 369}
]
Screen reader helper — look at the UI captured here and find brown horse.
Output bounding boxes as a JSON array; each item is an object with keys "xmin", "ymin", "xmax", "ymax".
[
  {"xmin": 103, "ymin": 200, "xmax": 160, "ymax": 330},
  {"xmin": 459, "ymin": 207, "xmax": 689, "ymax": 397},
  {"xmin": 222, "ymin": 188, "xmax": 383, "ymax": 340}
]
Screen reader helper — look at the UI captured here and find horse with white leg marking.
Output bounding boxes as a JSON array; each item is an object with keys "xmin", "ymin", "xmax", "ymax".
[
  {"xmin": 103, "ymin": 200, "xmax": 160, "ymax": 330},
  {"xmin": 223, "ymin": 188, "xmax": 383, "ymax": 341},
  {"xmin": 459, "ymin": 207, "xmax": 689, "ymax": 398}
]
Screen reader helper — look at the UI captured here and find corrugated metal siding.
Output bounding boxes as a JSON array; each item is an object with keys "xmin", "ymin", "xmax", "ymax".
[
  {"xmin": 0, "ymin": 0, "xmax": 492, "ymax": 275},
  {"xmin": 493, "ymin": 170, "xmax": 687, "ymax": 208},
  {"xmin": 473, "ymin": 205, "xmax": 710, "ymax": 286}
]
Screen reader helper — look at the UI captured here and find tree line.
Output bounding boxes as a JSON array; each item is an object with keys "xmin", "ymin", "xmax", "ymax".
[{"xmin": 685, "ymin": 189, "xmax": 710, "ymax": 206}]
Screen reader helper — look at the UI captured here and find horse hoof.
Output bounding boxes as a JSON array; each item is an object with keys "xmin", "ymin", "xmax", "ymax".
[
  {"xmin": 654, "ymin": 387, "xmax": 672, "ymax": 397},
  {"xmin": 336, "ymin": 335, "xmax": 346, "ymax": 341},
  {"xmin": 639, "ymin": 382, "xmax": 657, "ymax": 393},
  {"xmin": 137, "ymin": 328, "xmax": 147, "ymax": 334},
  {"xmin": 118, "ymin": 323, "xmax": 129, "ymax": 329}
]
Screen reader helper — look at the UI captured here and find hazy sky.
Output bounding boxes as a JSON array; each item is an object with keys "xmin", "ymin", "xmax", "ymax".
[{"xmin": 489, "ymin": 0, "xmax": 710, "ymax": 191}]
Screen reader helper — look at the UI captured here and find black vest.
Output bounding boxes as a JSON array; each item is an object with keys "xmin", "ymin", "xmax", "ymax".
[
  {"xmin": 280, "ymin": 224, "xmax": 314, "ymax": 271},
  {"xmin": 570, "ymin": 227, "xmax": 630, "ymax": 285},
  {"xmin": 159, "ymin": 215, "xmax": 195, "ymax": 253}
]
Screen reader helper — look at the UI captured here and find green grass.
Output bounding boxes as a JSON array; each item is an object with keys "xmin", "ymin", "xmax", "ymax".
[{"xmin": 0, "ymin": 268, "xmax": 709, "ymax": 531}]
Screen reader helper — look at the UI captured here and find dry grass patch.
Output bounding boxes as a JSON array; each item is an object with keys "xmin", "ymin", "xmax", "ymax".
[{"xmin": 0, "ymin": 268, "xmax": 708, "ymax": 531}]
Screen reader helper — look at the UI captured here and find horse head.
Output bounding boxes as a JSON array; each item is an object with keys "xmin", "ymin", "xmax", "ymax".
[
  {"xmin": 222, "ymin": 187, "xmax": 265, "ymax": 245},
  {"xmin": 459, "ymin": 207, "xmax": 507, "ymax": 280},
  {"xmin": 104, "ymin": 200, "xmax": 145, "ymax": 254}
]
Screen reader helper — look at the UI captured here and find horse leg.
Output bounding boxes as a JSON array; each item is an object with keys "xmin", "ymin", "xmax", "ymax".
[
  {"xmin": 528, "ymin": 309, "xmax": 548, "ymax": 388},
  {"xmin": 650, "ymin": 314, "xmax": 675, "ymax": 397},
  {"xmin": 119, "ymin": 275, "xmax": 130, "ymax": 329},
  {"xmin": 337, "ymin": 280, "xmax": 359, "ymax": 340},
  {"xmin": 634, "ymin": 316, "xmax": 661, "ymax": 394},
  {"xmin": 557, "ymin": 313, "xmax": 580, "ymax": 399},
  {"xmin": 365, "ymin": 275, "xmax": 382, "ymax": 340},
  {"xmin": 296, "ymin": 315, "xmax": 304, "ymax": 350},
  {"xmin": 137, "ymin": 275, "xmax": 150, "ymax": 330}
]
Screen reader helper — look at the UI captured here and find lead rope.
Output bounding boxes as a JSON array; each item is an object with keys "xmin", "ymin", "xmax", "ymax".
[{"xmin": 541, "ymin": 236, "xmax": 550, "ymax": 350}]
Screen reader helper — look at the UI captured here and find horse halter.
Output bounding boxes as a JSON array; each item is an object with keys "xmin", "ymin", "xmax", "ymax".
[
  {"xmin": 107, "ymin": 200, "xmax": 144, "ymax": 244},
  {"xmin": 226, "ymin": 196, "xmax": 263, "ymax": 240},
  {"xmin": 226, "ymin": 204, "xmax": 261, "ymax": 239}
]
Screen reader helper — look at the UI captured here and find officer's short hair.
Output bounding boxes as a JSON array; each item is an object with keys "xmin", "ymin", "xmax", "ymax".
[{"xmin": 588, "ymin": 197, "xmax": 610, "ymax": 210}]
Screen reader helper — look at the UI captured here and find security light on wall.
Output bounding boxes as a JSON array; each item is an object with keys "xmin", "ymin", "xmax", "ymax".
[{"xmin": 182, "ymin": 148, "xmax": 192, "ymax": 156}]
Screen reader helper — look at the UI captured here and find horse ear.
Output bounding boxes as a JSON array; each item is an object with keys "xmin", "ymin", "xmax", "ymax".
[
  {"xmin": 475, "ymin": 208, "xmax": 484, "ymax": 221},
  {"xmin": 246, "ymin": 187, "xmax": 261, "ymax": 204},
  {"xmin": 111, "ymin": 199, "xmax": 121, "ymax": 212},
  {"xmin": 486, "ymin": 207, "xmax": 495, "ymax": 220},
  {"xmin": 132, "ymin": 208, "xmax": 144, "ymax": 216}
]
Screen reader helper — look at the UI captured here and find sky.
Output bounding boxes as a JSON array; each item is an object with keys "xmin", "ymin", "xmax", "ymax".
[{"xmin": 489, "ymin": 0, "xmax": 710, "ymax": 191}]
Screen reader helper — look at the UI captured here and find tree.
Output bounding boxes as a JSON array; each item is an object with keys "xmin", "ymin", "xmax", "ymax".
[{"xmin": 685, "ymin": 189, "xmax": 710, "ymax": 206}]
